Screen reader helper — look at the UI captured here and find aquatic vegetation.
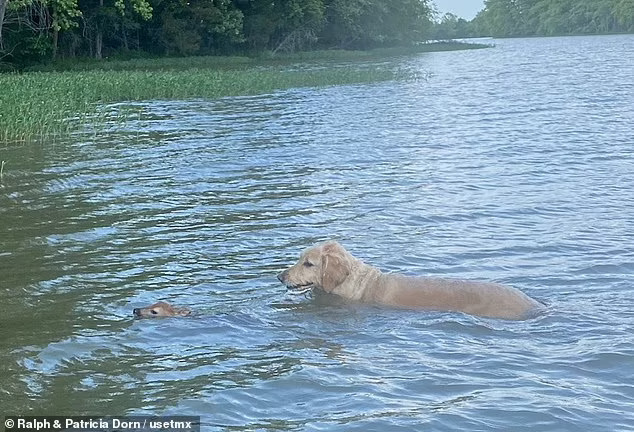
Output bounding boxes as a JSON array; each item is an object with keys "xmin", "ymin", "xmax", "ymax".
[
  {"xmin": 0, "ymin": 65, "xmax": 395, "ymax": 144},
  {"xmin": 0, "ymin": 42, "xmax": 487, "ymax": 145}
]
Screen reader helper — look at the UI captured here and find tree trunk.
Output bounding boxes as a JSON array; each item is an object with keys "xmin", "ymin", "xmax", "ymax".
[
  {"xmin": 52, "ymin": 25, "xmax": 59, "ymax": 59},
  {"xmin": 95, "ymin": 0, "xmax": 103, "ymax": 59},
  {"xmin": 0, "ymin": 0, "xmax": 9, "ymax": 50},
  {"xmin": 96, "ymin": 30, "xmax": 102, "ymax": 58},
  {"xmin": 122, "ymin": 18, "xmax": 128, "ymax": 51}
]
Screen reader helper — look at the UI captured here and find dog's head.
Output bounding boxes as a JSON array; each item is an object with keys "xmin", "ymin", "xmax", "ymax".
[
  {"xmin": 277, "ymin": 241, "xmax": 351, "ymax": 293},
  {"xmin": 133, "ymin": 301, "xmax": 191, "ymax": 318}
]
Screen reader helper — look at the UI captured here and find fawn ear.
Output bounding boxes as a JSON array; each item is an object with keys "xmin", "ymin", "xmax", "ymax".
[{"xmin": 320, "ymin": 246, "xmax": 350, "ymax": 292}]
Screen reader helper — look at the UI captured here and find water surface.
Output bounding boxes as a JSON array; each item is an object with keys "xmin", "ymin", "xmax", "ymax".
[{"xmin": 1, "ymin": 35, "xmax": 633, "ymax": 430}]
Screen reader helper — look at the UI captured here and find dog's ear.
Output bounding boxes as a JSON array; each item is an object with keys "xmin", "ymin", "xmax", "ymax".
[{"xmin": 320, "ymin": 246, "xmax": 350, "ymax": 292}]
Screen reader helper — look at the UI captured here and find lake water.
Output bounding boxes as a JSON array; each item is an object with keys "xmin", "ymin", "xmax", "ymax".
[{"xmin": 1, "ymin": 35, "xmax": 633, "ymax": 430}]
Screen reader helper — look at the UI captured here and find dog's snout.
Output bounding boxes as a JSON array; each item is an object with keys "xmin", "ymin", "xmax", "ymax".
[
  {"xmin": 277, "ymin": 270, "xmax": 288, "ymax": 283},
  {"xmin": 133, "ymin": 308, "xmax": 141, "ymax": 316}
]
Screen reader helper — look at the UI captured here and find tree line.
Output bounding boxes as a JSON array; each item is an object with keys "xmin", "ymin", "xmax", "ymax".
[
  {"xmin": 2, "ymin": 0, "xmax": 632, "ymax": 69},
  {"xmin": 0, "ymin": 0, "xmax": 433, "ymax": 68},
  {"xmin": 432, "ymin": 0, "xmax": 634, "ymax": 39}
]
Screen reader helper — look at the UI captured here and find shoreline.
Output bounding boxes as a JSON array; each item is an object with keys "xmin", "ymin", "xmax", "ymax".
[{"xmin": 0, "ymin": 41, "xmax": 488, "ymax": 145}]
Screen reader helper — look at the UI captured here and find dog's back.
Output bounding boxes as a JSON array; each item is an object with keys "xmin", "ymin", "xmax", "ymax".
[{"xmin": 371, "ymin": 273, "xmax": 544, "ymax": 320}]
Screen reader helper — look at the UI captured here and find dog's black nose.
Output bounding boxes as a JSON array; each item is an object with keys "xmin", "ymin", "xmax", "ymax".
[
  {"xmin": 133, "ymin": 308, "xmax": 141, "ymax": 316},
  {"xmin": 277, "ymin": 270, "xmax": 288, "ymax": 283}
]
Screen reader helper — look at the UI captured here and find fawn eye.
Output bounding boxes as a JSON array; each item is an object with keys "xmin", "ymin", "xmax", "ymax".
[
  {"xmin": 151, "ymin": 309, "xmax": 158, "ymax": 315},
  {"xmin": 303, "ymin": 261, "xmax": 314, "ymax": 267}
]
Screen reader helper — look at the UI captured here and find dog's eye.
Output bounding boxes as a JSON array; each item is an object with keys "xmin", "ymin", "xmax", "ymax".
[
  {"xmin": 151, "ymin": 310, "xmax": 158, "ymax": 315},
  {"xmin": 303, "ymin": 261, "xmax": 314, "ymax": 267}
]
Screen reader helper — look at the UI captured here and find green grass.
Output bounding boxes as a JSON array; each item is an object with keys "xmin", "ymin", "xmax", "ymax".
[
  {"xmin": 0, "ymin": 66, "xmax": 398, "ymax": 144},
  {"xmin": 25, "ymin": 55, "xmax": 257, "ymax": 73},
  {"xmin": 24, "ymin": 41, "xmax": 488, "ymax": 73},
  {"xmin": 0, "ymin": 42, "xmax": 489, "ymax": 144}
]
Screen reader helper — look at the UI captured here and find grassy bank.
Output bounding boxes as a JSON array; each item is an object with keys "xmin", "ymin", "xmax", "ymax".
[
  {"xmin": 1, "ymin": 42, "xmax": 489, "ymax": 144},
  {"xmin": 0, "ymin": 66, "xmax": 397, "ymax": 144},
  {"xmin": 24, "ymin": 41, "xmax": 490, "ymax": 72}
]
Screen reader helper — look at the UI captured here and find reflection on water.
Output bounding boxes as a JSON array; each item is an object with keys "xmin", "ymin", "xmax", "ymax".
[{"xmin": 1, "ymin": 35, "xmax": 633, "ymax": 430}]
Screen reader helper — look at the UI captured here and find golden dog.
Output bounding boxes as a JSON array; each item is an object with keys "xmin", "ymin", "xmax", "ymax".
[{"xmin": 278, "ymin": 241, "xmax": 544, "ymax": 320}]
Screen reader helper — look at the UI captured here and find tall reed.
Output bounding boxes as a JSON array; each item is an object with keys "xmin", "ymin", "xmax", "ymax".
[{"xmin": 0, "ymin": 65, "xmax": 396, "ymax": 144}]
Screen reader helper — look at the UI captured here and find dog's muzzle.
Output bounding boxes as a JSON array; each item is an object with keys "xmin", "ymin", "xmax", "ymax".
[{"xmin": 278, "ymin": 270, "xmax": 314, "ymax": 293}]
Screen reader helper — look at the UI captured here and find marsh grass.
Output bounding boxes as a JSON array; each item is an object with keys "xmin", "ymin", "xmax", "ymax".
[
  {"xmin": 0, "ymin": 41, "xmax": 488, "ymax": 144},
  {"xmin": 1, "ymin": 66, "xmax": 398, "ymax": 144},
  {"xmin": 24, "ymin": 41, "xmax": 488, "ymax": 73}
]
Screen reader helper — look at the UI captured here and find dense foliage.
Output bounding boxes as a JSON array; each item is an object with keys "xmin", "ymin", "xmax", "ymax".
[
  {"xmin": 0, "ymin": 0, "xmax": 433, "ymax": 68},
  {"xmin": 429, "ymin": 13, "xmax": 478, "ymax": 40},
  {"xmin": 432, "ymin": 0, "xmax": 634, "ymax": 39},
  {"xmin": 3, "ymin": 0, "xmax": 631, "ymax": 68},
  {"xmin": 475, "ymin": 0, "xmax": 634, "ymax": 37}
]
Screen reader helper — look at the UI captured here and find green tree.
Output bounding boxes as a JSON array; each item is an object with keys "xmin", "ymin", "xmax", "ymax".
[
  {"xmin": 1, "ymin": 0, "xmax": 58, "ymax": 64},
  {"xmin": 0, "ymin": 0, "xmax": 8, "ymax": 49},
  {"xmin": 479, "ymin": 0, "xmax": 523, "ymax": 36},
  {"xmin": 615, "ymin": 0, "xmax": 634, "ymax": 31},
  {"xmin": 78, "ymin": 0, "xmax": 151, "ymax": 58},
  {"xmin": 154, "ymin": 0, "xmax": 243, "ymax": 55},
  {"xmin": 50, "ymin": 0, "xmax": 81, "ymax": 56},
  {"xmin": 476, "ymin": 0, "xmax": 634, "ymax": 36},
  {"xmin": 321, "ymin": 0, "xmax": 431, "ymax": 49},
  {"xmin": 431, "ymin": 12, "xmax": 474, "ymax": 39},
  {"xmin": 241, "ymin": 0, "xmax": 324, "ymax": 52},
  {"xmin": 320, "ymin": 0, "xmax": 366, "ymax": 48}
]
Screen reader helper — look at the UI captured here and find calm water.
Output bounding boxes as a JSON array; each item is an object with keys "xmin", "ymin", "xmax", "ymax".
[{"xmin": 1, "ymin": 35, "xmax": 633, "ymax": 430}]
